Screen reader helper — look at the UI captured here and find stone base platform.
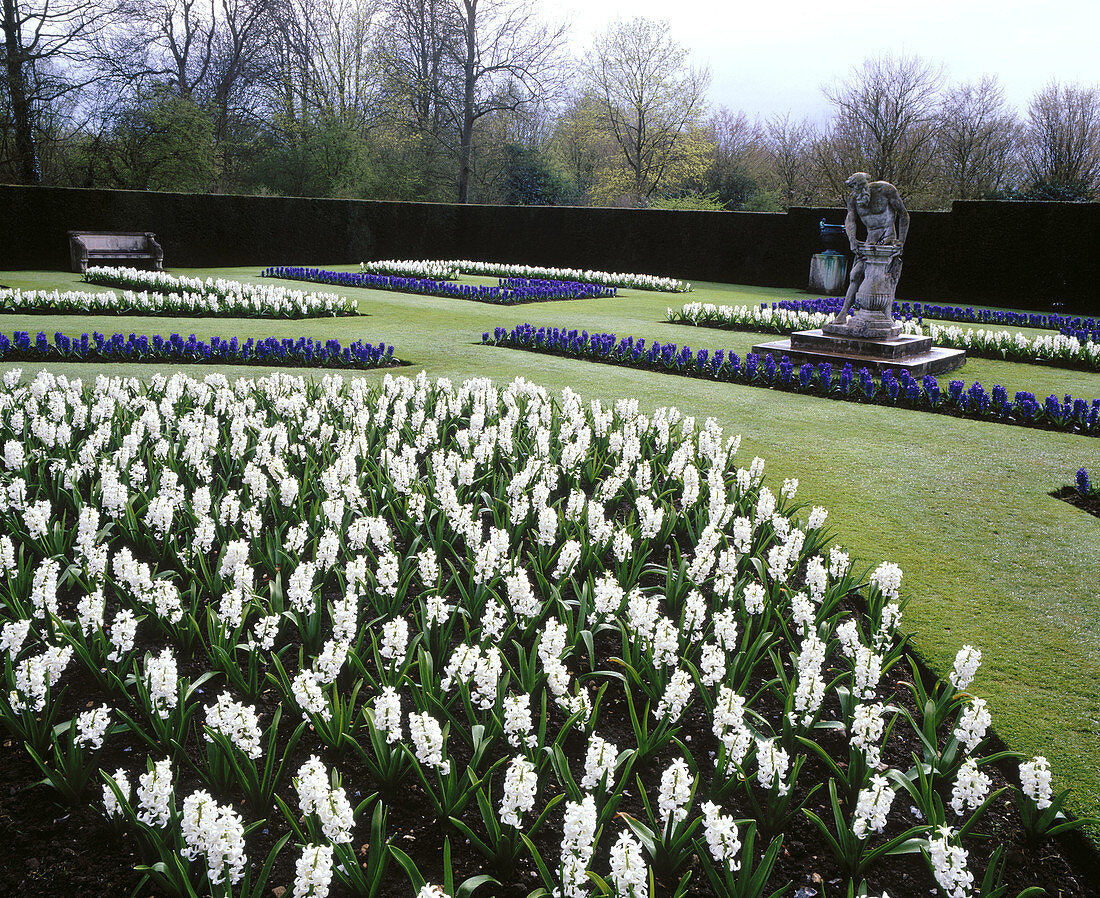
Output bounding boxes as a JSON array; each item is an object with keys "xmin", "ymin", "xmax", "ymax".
[{"xmin": 752, "ymin": 328, "xmax": 966, "ymax": 377}]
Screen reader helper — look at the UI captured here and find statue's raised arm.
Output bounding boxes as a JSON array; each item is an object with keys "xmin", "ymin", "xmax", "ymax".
[
  {"xmin": 885, "ymin": 182, "xmax": 910, "ymax": 248},
  {"xmin": 844, "ymin": 189, "xmax": 861, "ymax": 253}
]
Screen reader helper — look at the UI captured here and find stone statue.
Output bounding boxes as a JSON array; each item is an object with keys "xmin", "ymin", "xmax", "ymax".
[
  {"xmin": 752, "ymin": 169, "xmax": 966, "ymax": 374},
  {"xmin": 831, "ymin": 172, "xmax": 910, "ymax": 328}
]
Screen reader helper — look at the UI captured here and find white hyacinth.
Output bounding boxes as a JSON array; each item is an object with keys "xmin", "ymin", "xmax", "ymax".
[
  {"xmin": 102, "ymin": 768, "xmax": 130, "ymax": 818},
  {"xmin": 654, "ymin": 667, "xmax": 694, "ymax": 722},
  {"xmin": 951, "ymin": 758, "xmax": 992, "ymax": 816},
  {"xmin": 1020, "ymin": 756, "xmax": 1053, "ymax": 809},
  {"xmin": 950, "ymin": 645, "xmax": 982, "ymax": 690},
  {"xmin": 409, "ymin": 712, "xmax": 450, "ymax": 774},
  {"xmin": 852, "ymin": 645, "xmax": 883, "ymax": 700},
  {"xmin": 499, "ymin": 755, "xmax": 538, "ymax": 828},
  {"xmin": 291, "ymin": 669, "xmax": 330, "ymax": 721},
  {"xmin": 850, "ymin": 702, "xmax": 886, "ymax": 768},
  {"xmin": 581, "ymin": 733, "xmax": 619, "ymax": 790},
  {"xmin": 1, "ymin": 618, "xmax": 31, "ymax": 655},
  {"xmin": 560, "ymin": 794, "xmax": 598, "ymax": 898},
  {"xmin": 743, "ymin": 582, "xmax": 765, "ymax": 615},
  {"xmin": 106, "ymin": 607, "xmax": 138, "ymax": 664},
  {"xmin": 713, "ymin": 686, "xmax": 753, "ymax": 770},
  {"xmin": 293, "ymin": 844, "xmax": 334, "ymax": 898},
  {"xmin": 927, "ymin": 825, "xmax": 973, "ymax": 898},
  {"xmin": 608, "ymin": 829, "xmax": 648, "ymax": 898},
  {"xmin": 699, "ymin": 641, "xmax": 726, "ymax": 686},
  {"xmin": 144, "ymin": 647, "xmax": 178, "ymax": 719},
  {"xmin": 203, "ymin": 692, "xmax": 263, "ymax": 759},
  {"xmin": 853, "ymin": 774, "xmax": 896, "ymax": 839},
  {"xmin": 75, "ymin": 704, "xmax": 112, "ymax": 751},
  {"xmin": 657, "ymin": 757, "xmax": 694, "ymax": 828},
  {"xmin": 295, "ymin": 756, "xmax": 354, "ymax": 843},
  {"xmin": 700, "ymin": 801, "xmax": 742, "ymax": 872},
  {"xmin": 373, "ymin": 686, "xmax": 403, "ymax": 743},
  {"xmin": 136, "ymin": 757, "xmax": 174, "ymax": 827},
  {"xmin": 179, "ymin": 789, "xmax": 247, "ymax": 885},
  {"xmin": 503, "ymin": 693, "xmax": 537, "ymax": 749},
  {"xmin": 756, "ymin": 737, "xmax": 790, "ymax": 796},
  {"xmin": 869, "ymin": 561, "xmax": 903, "ymax": 601},
  {"xmin": 953, "ymin": 697, "xmax": 991, "ymax": 754}
]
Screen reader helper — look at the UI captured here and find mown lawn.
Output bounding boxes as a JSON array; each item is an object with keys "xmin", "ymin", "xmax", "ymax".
[{"xmin": 3, "ymin": 264, "xmax": 1099, "ymax": 845}]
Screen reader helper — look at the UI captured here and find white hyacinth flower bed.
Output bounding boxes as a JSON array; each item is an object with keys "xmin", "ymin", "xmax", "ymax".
[{"xmin": 0, "ymin": 369, "xmax": 1076, "ymax": 897}]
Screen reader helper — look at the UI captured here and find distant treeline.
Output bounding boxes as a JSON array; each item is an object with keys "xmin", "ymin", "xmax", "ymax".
[{"xmin": 3, "ymin": 2, "xmax": 1099, "ymax": 209}]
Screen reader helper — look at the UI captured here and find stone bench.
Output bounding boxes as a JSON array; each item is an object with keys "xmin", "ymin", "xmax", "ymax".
[{"xmin": 68, "ymin": 231, "xmax": 164, "ymax": 274}]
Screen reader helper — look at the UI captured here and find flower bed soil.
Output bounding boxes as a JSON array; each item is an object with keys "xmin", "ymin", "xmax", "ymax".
[
  {"xmin": 1050, "ymin": 487, "xmax": 1100, "ymax": 520},
  {"xmin": 1, "ymin": 624, "xmax": 1095, "ymax": 898}
]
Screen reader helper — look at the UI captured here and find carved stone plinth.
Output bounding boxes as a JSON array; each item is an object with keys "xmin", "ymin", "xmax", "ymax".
[{"xmin": 825, "ymin": 242, "xmax": 903, "ymax": 337}]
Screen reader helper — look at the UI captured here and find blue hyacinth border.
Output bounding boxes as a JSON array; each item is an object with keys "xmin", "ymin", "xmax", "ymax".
[
  {"xmin": 771, "ymin": 298, "xmax": 1098, "ymax": 341},
  {"xmin": 263, "ymin": 266, "xmax": 617, "ymax": 304},
  {"xmin": 483, "ymin": 323, "xmax": 1100, "ymax": 437},
  {"xmin": 0, "ymin": 331, "xmax": 400, "ymax": 370}
]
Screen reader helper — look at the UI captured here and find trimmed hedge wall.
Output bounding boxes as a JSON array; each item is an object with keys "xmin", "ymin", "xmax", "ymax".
[{"xmin": 1, "ymin": 185, "xmax": 1095, "ymax": 313}]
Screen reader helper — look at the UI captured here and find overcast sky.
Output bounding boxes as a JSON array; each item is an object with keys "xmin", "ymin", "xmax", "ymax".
[{"xmin": 553, "ymin": 0, "xmax": 1100, "ymax": 124}]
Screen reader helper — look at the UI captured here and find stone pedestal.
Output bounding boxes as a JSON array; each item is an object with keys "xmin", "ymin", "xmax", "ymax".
[
  {"xmin": 825, "ymin": 242, "xmax": 903, "ymax": 338},
  {"xmin": 808, "ymin": 252, "xmax": 848, "ymax": 295},
  {"xmin": 751, "ymin": 329, "xmax": 966, "ymax": 376}
]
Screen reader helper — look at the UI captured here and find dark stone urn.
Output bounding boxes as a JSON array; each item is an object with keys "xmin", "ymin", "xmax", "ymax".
[{"xmin": 819, "ymin": 220, "xmax": 848, "ymax": 254}]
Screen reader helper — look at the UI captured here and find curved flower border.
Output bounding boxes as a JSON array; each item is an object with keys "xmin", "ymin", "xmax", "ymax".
[
  {"xmin": 0, "ymin": 331, "xmax": 398, "ymax": 369},
  {"xmin": 265, "ymin": 267, "xmax": 617, "ymax": 304},
  {"xmin": 77, "ymin": 267, "xmax": 358, "ymax": 318},
  {"xmin": 771, "ymin": 297, "xmax": 1097, "ymax": 335},
  {"xmin": 483, "ymin": 323, "xmax": 1100, "ymax": 436},
  {"xmin": 358, "ymin": 259, "xmax": 691, "ymax": 292},
  {"xmin": 668, "ymin": 303, "xmax": 1100, "ymax": 372}
]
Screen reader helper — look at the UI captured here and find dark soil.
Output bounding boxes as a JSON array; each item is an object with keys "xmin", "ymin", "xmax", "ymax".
[
  {"xmin": 0, "ymin": 549, "xmax": 1094, "ymax": 897},
  {"xmin": 1051, "ymin": 486, "xmax": 1100, "ymax": 519},
  {"xmin": 1, "ymin": 632, "xmax": 1097, "ymax": 898}
]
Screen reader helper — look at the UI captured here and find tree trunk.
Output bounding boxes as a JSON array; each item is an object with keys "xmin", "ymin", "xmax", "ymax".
[
  {"xmin": 2, "ymin": 0, "xmax": 41, "ymax": 184},
  {"xmin": 456, "ymin": 0, "xmax": 476, "ymax": 203}
]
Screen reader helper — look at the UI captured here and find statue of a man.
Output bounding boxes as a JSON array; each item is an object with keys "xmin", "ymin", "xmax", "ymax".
[{"xmin": 832, "ymin": 172, "xmax": 910, "ymax": 325}]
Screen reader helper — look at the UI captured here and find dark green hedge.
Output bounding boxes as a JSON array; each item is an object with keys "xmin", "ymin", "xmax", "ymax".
[{"xmin": 1, "ymin": 185, "xmax": 1095, "ymax": 314}]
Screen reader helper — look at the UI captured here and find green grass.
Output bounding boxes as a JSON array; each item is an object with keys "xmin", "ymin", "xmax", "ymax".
[{"xmin": 4, "ymin": 265, "xmax": 1100, "ymax": 844}]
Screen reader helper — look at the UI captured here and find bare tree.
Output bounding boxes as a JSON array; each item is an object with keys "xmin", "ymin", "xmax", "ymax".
[
  {"xmin": 700, "ymin": 106, "xmax": 770, "ymax": 208},
  {"xmin": 208, "ymin": 0, "xmax": 274, "ymax": 130},
  {"xmin": 587, "ymin": 16, "xmax": 709, "ymax": 204},
  {"xmin": 304, "ymin": 0, "xmax": 383, "ymax": 128},
  {"xmin": 936, "ymin": 76, "xmax": 1022, "ymax": 200},
  {"xmin": 452, "ymin": 0, "xmax": 568, "ymax": 203},
  {"xmin": 766, "ymin": 112, "xmax": 816, "ymax": 207},
  {"xmin": 107, "ymin": 0, "xmax": 218, "ymax": 98},
  {"xmin": 2, "ymin": 0, "xmax": 120, "ymax": 183},
  {"xmin": 373, "ymin": 0, "xmax": 462, "ymax": 194},
  {"xmin": 817, "ymin": 53, "xmax": 942, "ymax": 203},
  {"xmin": 379, "ymin": 0, "xmax": 461, "ymax": 139},
  {"xmin": 709, "ymin": 107, "xmax": 765, "ymax": 164},
  {"xmin": 1023, "ymin": 80, "xmax": 1100, "ymax": 200}
]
